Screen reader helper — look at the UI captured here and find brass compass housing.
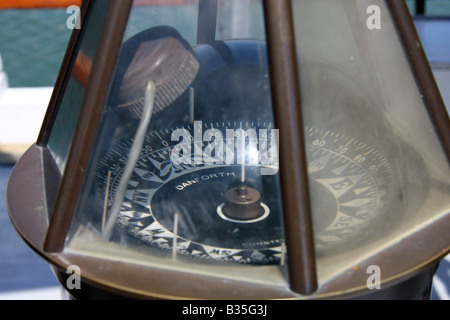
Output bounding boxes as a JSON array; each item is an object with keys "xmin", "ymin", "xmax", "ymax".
[{"xmin": 7, "ymin": 0, "xmax": 450, "ymax": 299}]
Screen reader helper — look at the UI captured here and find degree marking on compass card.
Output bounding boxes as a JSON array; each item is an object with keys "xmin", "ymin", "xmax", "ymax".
[{"xmin": 345, "ymin": 138, "xmax": 354, "ymax": 147}]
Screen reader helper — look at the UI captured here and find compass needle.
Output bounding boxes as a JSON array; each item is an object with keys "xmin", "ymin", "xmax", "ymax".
[{"xmin": 241, "ymin": 130, "xmax": 246, "ymax": 184}]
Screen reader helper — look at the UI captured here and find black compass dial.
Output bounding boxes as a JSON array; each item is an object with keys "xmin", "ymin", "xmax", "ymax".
[{"xmin": 94, "ymin": 122, "xmax": 395, "ymax": 264}]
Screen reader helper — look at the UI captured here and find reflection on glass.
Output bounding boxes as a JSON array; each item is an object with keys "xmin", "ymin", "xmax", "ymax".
[
  {"xmin": 47, "ymin": 2, "xmax": 109, "ymax": 173},
  {"xmin": 63, "ymin": 0, "xmax": 449, "ymax": 290},
  {"xmin": 67, "ymin": 0, "xmax": 286, "ymax": 282},
  {"xmin": 292, "ymin": 0, "xmax": 449, "ymax": 281}
]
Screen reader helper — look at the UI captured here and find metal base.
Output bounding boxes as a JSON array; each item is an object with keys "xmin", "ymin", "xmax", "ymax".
[{"xmin": 53, "ymin": 264, "xmax": 438, "ymax": 300}]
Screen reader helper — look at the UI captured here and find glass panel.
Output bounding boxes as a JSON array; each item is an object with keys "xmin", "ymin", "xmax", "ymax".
[
  {"xmin": 66, "ymin": 0, "xmax": 286, "ymax": 286},
  {"xmin": 292, "ymin": 0, "xmax": 450, "ymax": 283},
  {"xmin": 124, "ymin": 2, "xmax": 199, "ymax": 45},
  {"xmin": 47, "ymin": 1, "xmax": 109, "ymax": 173},
  {"xmin": 215, "ymin": 0, "xmax": 266, "ymax": 40}
]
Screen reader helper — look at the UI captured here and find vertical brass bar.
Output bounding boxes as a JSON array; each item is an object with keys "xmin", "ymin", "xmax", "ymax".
[
  {"xmin": 37, "ymin": 0, "xmax": 91, "ymax": 146},
  {"xmin": 387, "ymin": 0, "xmax": 450, "ymax": 160},
  {"xmin": 44, "ymin": 0, "xmax": 134, "ymax": 252},
  {"xmin": 197, "ymin": 0, "xmax": 218, "ymax": 44},
  {"xmin": 263, "ymin": 0, "xmax": 318, "ymax": 295},
  {"xmin": 416, "ymin": 0, "xmax": 425, "ymax": 15}
]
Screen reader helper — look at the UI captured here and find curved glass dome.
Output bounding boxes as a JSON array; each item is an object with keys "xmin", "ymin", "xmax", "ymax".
[{"xmin": 7, "ymin": 0, "xmax": 449, "ymax": 300}]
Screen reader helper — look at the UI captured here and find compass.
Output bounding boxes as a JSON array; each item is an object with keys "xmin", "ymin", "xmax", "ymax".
[
  {"xmin": 96, "ymin": 121, "xmax": 284, "ymax": 265},
  {"xmin": 6, "ymin": 0, "xmax": 449, "ymax": 300},
  {"xmin": 305, "ymin": 126, "xmax": 396, "ymax": 253},
  {"xmin": 94, "ymin": 121, "xmax": 395, "ymax": 264}
]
